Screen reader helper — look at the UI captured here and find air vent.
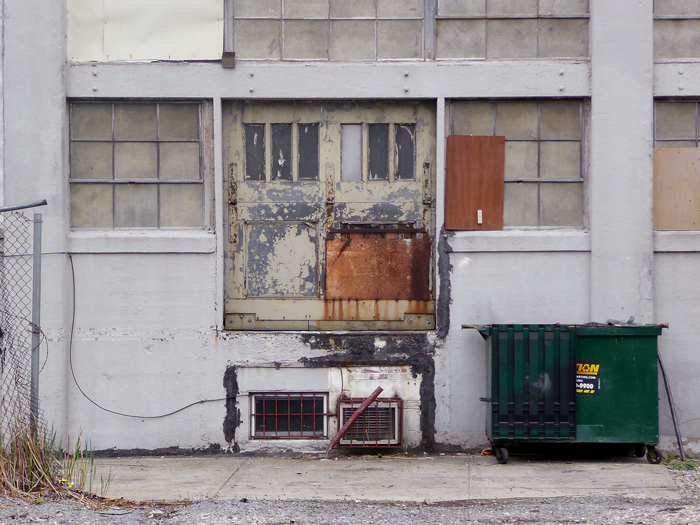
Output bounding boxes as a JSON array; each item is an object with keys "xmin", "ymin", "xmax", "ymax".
[{"xmin": 337, "ymin": 398, "xmax": 403, "ymax": 448}]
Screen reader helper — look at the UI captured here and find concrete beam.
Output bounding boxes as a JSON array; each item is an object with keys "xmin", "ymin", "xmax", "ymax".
[{"xmin": 67, "ymin": 60, "xmax": 590, "ymax": 100}]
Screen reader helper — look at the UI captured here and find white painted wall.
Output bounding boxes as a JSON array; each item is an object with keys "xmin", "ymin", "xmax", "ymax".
[{"xmin": 2, "ymin": 0, "xmax": 699, "ymax": 456}]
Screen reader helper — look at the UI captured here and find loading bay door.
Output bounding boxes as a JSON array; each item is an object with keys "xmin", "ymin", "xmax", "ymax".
[{"xmin": 223, "ymin": 101, "xmax": 436, "ymax": 330}]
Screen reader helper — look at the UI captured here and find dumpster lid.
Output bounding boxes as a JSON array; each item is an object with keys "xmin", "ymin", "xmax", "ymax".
[{"xmin": 462, "ymin": 323, "xmax": 667, "ymax": 339}]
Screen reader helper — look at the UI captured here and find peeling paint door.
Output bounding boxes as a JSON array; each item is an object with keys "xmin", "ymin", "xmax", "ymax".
[{"xmin": 223, "ymin": 101, "xmax": 435, "ymax": 330}]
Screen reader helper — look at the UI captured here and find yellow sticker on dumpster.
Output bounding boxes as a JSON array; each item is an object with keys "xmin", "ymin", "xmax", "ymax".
[{"xmin": 576, "ymin": 361, "xmax": 600, "ymax": 395}]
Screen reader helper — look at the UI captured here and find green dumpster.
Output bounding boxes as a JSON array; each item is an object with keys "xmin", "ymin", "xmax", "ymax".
[{"xmin": 476, "ymin": 324, "xmax": 663, "ymax": 464}]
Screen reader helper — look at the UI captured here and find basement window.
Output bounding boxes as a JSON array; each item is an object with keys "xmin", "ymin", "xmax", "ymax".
[{"xmin": 250, "ymin": 393, "xmax": 328, "ymax": 439}]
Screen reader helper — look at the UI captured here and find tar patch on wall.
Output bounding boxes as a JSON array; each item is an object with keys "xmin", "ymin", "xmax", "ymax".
[{"xmin": 576, "ymin": 361, "xmax": 600, "ymax": 395}]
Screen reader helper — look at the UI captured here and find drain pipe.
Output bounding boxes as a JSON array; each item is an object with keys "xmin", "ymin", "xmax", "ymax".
[{"xmin": 326, "ymin": 386, "xmax": 383, "ymax": 455}]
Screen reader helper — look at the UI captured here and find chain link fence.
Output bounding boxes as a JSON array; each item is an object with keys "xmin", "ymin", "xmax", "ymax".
[{"xmin": 0, "ymin": 211, "xmax": 46, "ymax": 447}]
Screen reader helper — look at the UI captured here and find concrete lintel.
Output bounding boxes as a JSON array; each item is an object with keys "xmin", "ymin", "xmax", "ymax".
[
  {"xmin": 448, "ymin": 230, "xmax": 591, "ymax": 253},
  {"xmin": 655, "ymin": 62, "xmax": 700, "ymax": 96},
  {"xmin": 67, "ymin": 60, "xmax": 591, "ymax": 99},
  {"xmin": 67, "ymin": 230, "xmax": 217, "ymax": 254}
]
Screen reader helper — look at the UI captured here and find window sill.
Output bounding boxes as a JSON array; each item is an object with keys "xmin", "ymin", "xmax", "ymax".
[
  {"xmin": 67, "ymin": 229, "xmax": 216, "ymax": 254},
  {"xmin": 447, "ymin": 229, "xmax": 590, "ymax": 253},
  {"xmin": 654, "ymin": 231, "xmax": 700, "ymax": 253}
]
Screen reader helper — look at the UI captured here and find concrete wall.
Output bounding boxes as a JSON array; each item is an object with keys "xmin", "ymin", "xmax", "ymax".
[{"xmin": 2, "ymin": 0, "xmax": 700, "ymax": 456}]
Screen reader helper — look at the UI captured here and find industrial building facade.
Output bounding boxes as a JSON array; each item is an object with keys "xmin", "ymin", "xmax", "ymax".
[{"xmin": 1, "ymin": 0, "xmax": 699, "ymax": 454}]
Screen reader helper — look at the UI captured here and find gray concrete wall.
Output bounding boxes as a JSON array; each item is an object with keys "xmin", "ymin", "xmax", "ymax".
[{"xmin": 2, "ymin": 0, "xmax": 699, "ymax": 455}]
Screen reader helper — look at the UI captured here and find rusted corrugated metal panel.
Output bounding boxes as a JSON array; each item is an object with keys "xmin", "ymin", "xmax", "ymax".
[{"xmin": 325, "ymin": 239, "xmax": 431, "ymax": 301}]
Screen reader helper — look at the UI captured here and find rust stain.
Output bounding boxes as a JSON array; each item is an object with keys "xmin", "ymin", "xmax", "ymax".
[
  {"xmin": 325, "ymin": 239, "xmax": 432, "ymax": 301},
  {"xmin": 322, "ymin": 299, "xmax": 432, "ymax": 321}
]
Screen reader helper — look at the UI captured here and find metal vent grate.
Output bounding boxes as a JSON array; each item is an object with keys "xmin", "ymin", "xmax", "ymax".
[{"xmin": 338, "ymin": 398, "xmax": 402, "ymax": 448}]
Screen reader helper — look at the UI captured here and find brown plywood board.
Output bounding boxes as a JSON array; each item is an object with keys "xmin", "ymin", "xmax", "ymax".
[
  {"xmin": 654, "ymin": 148, "xmax": 700, "ymax": 230},
  {"xmin": 445, "ymin": 135, "xmax": 505, "ymax": 230},
  {"xmin": 325, "ymin": 239, "xmax": 432, "ymax": 301}
]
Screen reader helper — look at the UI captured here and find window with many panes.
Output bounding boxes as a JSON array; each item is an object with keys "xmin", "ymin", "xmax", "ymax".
[
  {"xmin": 69, "ymin": 101, "xmax": 211, "ymax": 229},
  {"xmin": 250, "ymin": 393, "xmax": 328, "ymax": 438},
  {"xmin": 451, "ymin": 99, "xmax": 586, "ymax": 227}
]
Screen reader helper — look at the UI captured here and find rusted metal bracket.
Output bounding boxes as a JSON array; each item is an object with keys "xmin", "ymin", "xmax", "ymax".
[
  {"xmin": 326, "ymin": 386, "xmax": 383, "ymax": 455},
  {"xmin": 228, "ymin": 163, "xmax": 238, "ymax": 244}
]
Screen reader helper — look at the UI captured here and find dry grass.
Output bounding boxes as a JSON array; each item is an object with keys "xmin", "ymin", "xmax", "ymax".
[{"xmin": 0, "ymin": 417, "xmax": 112, "ymax": 507}]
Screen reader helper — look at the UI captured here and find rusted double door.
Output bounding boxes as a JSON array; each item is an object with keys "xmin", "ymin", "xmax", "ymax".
[{"xmin": 223, "ymin": 101, "xmax": 435, "ymax": 330}]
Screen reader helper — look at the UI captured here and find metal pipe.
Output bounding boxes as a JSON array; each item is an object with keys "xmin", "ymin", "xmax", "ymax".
[
  {"xmin": 658, "ymin": 352, "xmax": 686, "ymax": 461},
  {"xmin": 30, "ymin": 213, "xmax": 43, "ymax": 434},
  {"xmin": 0, "ymin": 199, "xmax": 47, "ymax": 213},
  {"xmin": 326, "ymin": 386, "xmax": 383, "ymax": 454}
]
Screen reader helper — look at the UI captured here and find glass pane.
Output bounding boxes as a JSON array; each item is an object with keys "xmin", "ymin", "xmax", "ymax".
[
  {"xmin": 114, "ymin": 104, "xmax": 157, "ymax": 140},
  {"xmin": 160, "ymin": 143, "xmax": 200, "ymax": 180},
  {"xmin": 495, "ymin": 101, "xmax": 538, "ymax": 139},
  {"xmin": 271, "ymin": 124, "xmax": 292, "ymax": 180},
  {"xmin": 160, "ymin": 184, "xmax": 202, "ymax": 228},
  {"xmin": 158, "ymin": 104, "xmax": 200, "ymax": 140},
  {"xmin": 540, "ymin": 183, "xmax": 584, "ymax": 227},
  {"xmin": 115, "ymin": 184, "xmax": 158, "ymax": 227},
  {"xmin": 71, "ymin": 142, "xmax": 113, "ymax": 179},
  {"xmin": 540, "ymin": 142, "xmax": 581, "ymax": 180},
  {"xmin": 452, "ymin": 101, "xmax": 494, "ymax": 135},
  {"xmin": 395, "ymin": 124, "xmax": 415, "ymax": 179},
  {"xmin": 70, "ymin": 184, "xmax": 113, "ymax": 228},
  {"xmin": 245, "ymin": 124, "xmax": 265, "ymax": 181},
  {"xmin": 504, "ymin": 141, "xmax": 538, "ymax": 180},
  {"xmin": 298, "ymin": 124, "xmax": 319, "ymax": 180},
  {"xmin": 655, "ymin": 102, "xmax": 696, "ymax": 140},
  {"xmin": 503, "ymin": 182, "xmax": 538, "ymax": 227},
  {"xmin": 115, "ymin": 143, "xmax": 158, "ymax": 179},
  {"xmin": 368, "ymin": 124, "xmax": 389, "ymax": 180},
  {"xmin": 71, "ymin": 103, "xmax": 113, "ymax": 140},
  {"xmin": 540, "ymin": 101, "xmax": 581, "ymax": 140},
  {"xmin": 342, "ymin": 124, "xmax": 362, "ymax": 181}
]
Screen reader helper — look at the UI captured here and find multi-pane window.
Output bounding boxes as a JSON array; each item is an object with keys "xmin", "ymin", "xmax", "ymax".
[
  {"xmin": 251, "ymin": 393, "xmax": 328, "ymax": 438},
  {"xmin": 654, "ymin": 101, "xmax": 700, "ymax": 147},
  {"xmin": 341, "ymin": 123, "xmax": 415, "ymax": 181},
  {"xmin": 452, "ymin": 100, "xmax": 585, "ymax": 227},
  {"xmin": 654, "ymin": 3, "xmax": 700, "ymax": 60},
  {"xmin": 70, "ymin": 102, "xmax": 206, "ymax": 229},
  {"xmin": 435, "ymin": 0, "xmax": 589, "ymax": 59},
  {"xmin": 234, "ymin": 0, "xmax": 426, "ymax": 61},
  {"xmin": 244, "ymin": 123, "xmax": 319, "ymax": 181}
]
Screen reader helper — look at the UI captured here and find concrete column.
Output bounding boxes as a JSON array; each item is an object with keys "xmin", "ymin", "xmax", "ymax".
[
  {"xmin": 589, "ymin": 0, "xmax": 654, "ymax": 323},
  {"xmin": 4, "ymin": 0, "xmax": 70, "ymax": 435}
]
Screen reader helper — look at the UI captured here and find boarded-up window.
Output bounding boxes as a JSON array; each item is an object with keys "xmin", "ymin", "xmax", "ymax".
[
  {"xmin": 653, "ymin": 148, "xmax": 700, "ymax": 230},
  {"xmin": 445, "ymin": 135, "xmax": 505, "ymax": 230}
]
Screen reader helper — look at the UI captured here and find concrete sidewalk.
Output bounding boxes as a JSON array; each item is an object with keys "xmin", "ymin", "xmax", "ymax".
[{"xmin": 93, "ymin": 454, "xmax": 681, "ymax": 503}]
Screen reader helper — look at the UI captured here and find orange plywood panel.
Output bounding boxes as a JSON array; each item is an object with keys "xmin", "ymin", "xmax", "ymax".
[
  {"xmin": 445, "ymin": 135, "xmax": 505, "ymax": 230},
  {"xmin": 654, "ymin": 148, "xmax": 700, "ymax": 230}
]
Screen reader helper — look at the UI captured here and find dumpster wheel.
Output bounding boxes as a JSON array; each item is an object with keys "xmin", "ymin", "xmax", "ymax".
[
  {"xmin": 646, "ymin": 446, "xmax": 662, "ymax": 464},
  {"xmin": 494, "ymin": 447, "xmax": 509, "ymax": 464},
  {"xmin": 634, "ymin": 444, "xmax": 645, "ymax": 458}
]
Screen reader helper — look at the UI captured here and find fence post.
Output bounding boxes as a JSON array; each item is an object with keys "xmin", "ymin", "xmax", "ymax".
[{"xmin": 30, "ymin": 213, "xmax": 42, "ymax": 433}]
